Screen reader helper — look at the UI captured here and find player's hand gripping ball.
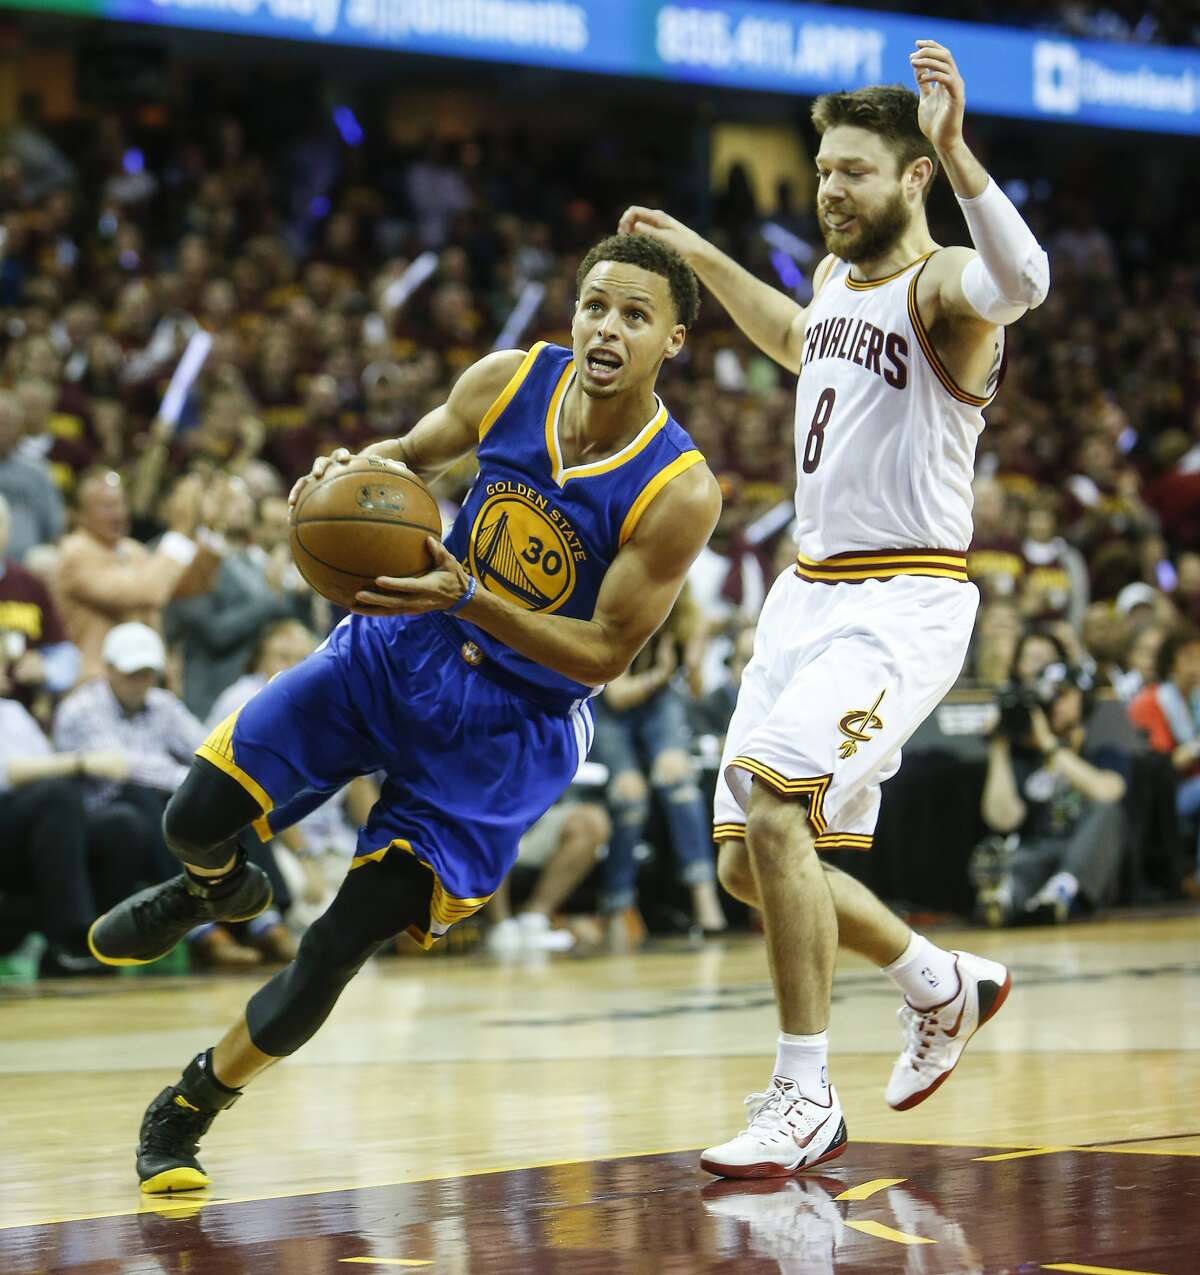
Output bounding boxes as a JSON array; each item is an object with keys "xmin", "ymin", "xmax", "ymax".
[{"xmin": 289, "ymin": 454, "xmax": 441, "ymax": 609}]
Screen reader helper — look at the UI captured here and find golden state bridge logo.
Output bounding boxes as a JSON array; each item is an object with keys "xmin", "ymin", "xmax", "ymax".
[
  {"xmin": 838, "ymin": 689, "xmax": 886, "ymax": 760},
  {"xmin": 468, "ymin": 483, "xmax": 585, "ymax": 614}
]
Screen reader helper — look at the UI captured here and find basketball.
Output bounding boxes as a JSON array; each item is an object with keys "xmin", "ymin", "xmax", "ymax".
[{"xmin": 289, "ymin": 455, "xmax": 441, "ymax": 609}]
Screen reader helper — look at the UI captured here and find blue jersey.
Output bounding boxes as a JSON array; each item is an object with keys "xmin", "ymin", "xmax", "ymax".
[{"xmin": 441, "ymin": 341, "xmax": 704, "ymax": 709}]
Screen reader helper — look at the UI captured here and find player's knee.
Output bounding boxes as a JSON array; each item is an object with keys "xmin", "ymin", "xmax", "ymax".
[
  {"xmin": 294, "ymin": 912, "xmax": 372, "ymax": 986},
  {"xmin": 566, "ymin": 802, "xmax": 610, "ymax": 847},
  {"xmin": 162, "ymin": 793, "xmax": 234, "ymax": 870},
  {"xmin": 650, "ymin": 750, "xmax": 692, "ymax": 789},
  {"xmin": 745, "ymin": 791, "xmax": 815, "ymax": 865},
  {"xmin": 609, "ymin": 770, "xmax": 649, "ymax": 819},
  {"xmin": 717, "ymin": 841, "xmax": 756, "ymax": 903}
]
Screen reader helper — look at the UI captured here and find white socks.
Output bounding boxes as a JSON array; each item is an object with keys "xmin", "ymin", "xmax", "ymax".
[
  {"xmin": 883, "ymin": 933, "xmax": 960, "ymax": 1010},
  {"xmin": 773, "ymin": 1031, "xmax": 829, "ymax": 1103}
]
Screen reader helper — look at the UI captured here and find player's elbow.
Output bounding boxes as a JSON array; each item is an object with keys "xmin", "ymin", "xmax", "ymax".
[{"xmin": 1023, "ymin": 248, "xmax": 1050, "ymax": 310}]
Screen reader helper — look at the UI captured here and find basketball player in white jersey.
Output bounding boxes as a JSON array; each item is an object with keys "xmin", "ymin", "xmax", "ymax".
[{"xmin": 620, "ymin": 41, "xmax": 1049, "ymax": 1176}]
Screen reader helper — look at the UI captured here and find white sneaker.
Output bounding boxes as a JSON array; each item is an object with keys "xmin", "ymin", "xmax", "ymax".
[
  {"xmin": 700, "ymin": 1078, "xmax": 847, "ymax": 1179},
  {"xmin": 885, "ymin": 949, "xmax": 1012, "ymax": 1111},
  {"xmin": 516, "ymin": 912, "xmax": 575, "ymax": 952},
  {"xmin": 486, "ymin": 918, "xmax": 523, "ymax": 954}
]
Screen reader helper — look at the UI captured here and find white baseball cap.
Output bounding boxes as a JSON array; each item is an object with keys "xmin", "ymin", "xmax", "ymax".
[
  {"xmin": 102, "ymin": 622, "xmax": 166, "ymax": 674},
  {"xmin": 1115, "ymin": 582, "xmax": 1157, "ymax": 616}
]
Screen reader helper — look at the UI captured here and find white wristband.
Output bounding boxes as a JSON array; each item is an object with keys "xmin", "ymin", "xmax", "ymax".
[{"xmin": 157, "ymin": 531, "xmax": 198, "ymax": 567}]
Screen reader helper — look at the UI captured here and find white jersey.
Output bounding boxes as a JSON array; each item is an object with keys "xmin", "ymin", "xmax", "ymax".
[{"xmin": 792, "ymin": 252, "xmax": 1002, "ymax": 568}]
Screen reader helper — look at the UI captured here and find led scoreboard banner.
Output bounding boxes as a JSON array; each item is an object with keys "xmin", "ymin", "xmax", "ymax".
[{"xmin": 11, "ymin": 0, "xmax": 1200, "ymax": 135}]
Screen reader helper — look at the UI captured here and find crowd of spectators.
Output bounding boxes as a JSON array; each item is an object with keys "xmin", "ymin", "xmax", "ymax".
[
  {"xmin": 833, "ymin": 0, "xmax": 1200, "ymax": 45},
  {"xmin": 0, "ymin": 64, "xmax": 1197, "ymax": 975}
]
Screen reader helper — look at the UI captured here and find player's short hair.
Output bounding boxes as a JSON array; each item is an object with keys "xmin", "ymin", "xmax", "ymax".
[
  {"xmin": 811, "ymin": 85, "xmax": 938, "ymax": 198},
  {"xmin": 576, "ymin": 234, "xmax": 700, "ymax": 329}
]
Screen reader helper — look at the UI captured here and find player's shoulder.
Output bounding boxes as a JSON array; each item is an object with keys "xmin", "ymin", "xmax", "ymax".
[
  {"xmin": 812, "ymin": 253, "xmax": 840, "ymax": 296},
  {"xmin": 451, "ymin": 347, "xmax": 539, "ymax": 419},
  {"xmin": 919, "ymin": 244, "xmax": 976, "ymax": 286},
  {"xmin": 635, "ymin": 456, "xmax": 722, "ymax": 539}
]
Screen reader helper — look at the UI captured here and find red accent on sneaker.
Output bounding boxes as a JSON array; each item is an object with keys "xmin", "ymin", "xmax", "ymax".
[{"xmin": 890, "ymin": 970, "xmax": 1013, "ymax": 1111}]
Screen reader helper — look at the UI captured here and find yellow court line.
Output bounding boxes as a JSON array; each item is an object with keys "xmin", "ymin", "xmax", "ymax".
[
  {"xmin": 835, "ymin": 1177, "xmax": 908, "ymax": 1201},
  {"xmin": 339, "ymin": 1260, "xmax": 433, "ymax": 1268},
  {"xmin": 974, "ymin": 1147, "xmax": 1072, "ymax": 1162},
  {"xmin": 6, "ymin": 1136, "xmax": 1196, "ymax": 1233},
  {"xmin": 846, "ymin": 1219, "xmax": 935, "ymax": 1246},
  {"xmin": 1043, "ymin": 1264, "xmax": 1167, "ymax": 1275}
]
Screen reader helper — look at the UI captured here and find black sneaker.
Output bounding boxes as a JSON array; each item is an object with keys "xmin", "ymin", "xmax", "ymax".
[
  {"xmin": 138, "ymin": 1050, "xmax": 241, "ymax": 1194},
  {"xmin": 38, "ymin": 945, "xmax": 114, "ymax": 978},
  {"xmin": 88, "ymin": 861, "xmax": 272, "ymax": 966}
]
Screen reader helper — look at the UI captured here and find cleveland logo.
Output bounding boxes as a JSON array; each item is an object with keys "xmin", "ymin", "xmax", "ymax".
[
  {"xmin": 838, "ymin": 689, "xmax": 886, "ymax": 759},
  {"xmin": 469, "ymin": 482, "xmax": 587, "ymax": 614},
  {"xmin": 802, "ymin": 317, "xmax": 908, "ymax": 388}
]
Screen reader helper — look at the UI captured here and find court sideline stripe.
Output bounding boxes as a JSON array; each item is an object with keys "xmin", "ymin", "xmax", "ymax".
[{"xmin": 4, "ymin": 1137, "xmax": 1197, "ymax": 1233}]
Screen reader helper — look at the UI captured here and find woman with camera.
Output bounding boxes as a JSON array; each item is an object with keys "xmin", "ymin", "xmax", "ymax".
[{"xmin": 976, "ymin": 630, "xmax": 1129, "ymax": 925}]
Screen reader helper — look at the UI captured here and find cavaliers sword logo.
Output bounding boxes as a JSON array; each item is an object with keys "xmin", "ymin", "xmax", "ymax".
[{"xmin": 838, "ymin": 689, "xmax": 886, "ymax": 759}]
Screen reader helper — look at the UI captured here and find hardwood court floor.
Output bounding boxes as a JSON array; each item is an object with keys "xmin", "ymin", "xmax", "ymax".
[{"xmin": 2, "ymin": 913, "xmax": 1198, "ymax": 1272}]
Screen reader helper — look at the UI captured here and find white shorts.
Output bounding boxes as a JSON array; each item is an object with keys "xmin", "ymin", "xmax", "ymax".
[{"xmin": 714, "ymin": 568, "xmax": 978, "ymax": 852}]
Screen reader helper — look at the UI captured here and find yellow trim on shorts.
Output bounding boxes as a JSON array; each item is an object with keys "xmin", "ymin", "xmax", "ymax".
[
  {"xmin": 196, "ymin": 708, "xmax": 274, "ymax": 842},
  {"xmin": 729, "ymin": 758, "xmax": 830, "ymax": 836},
  {"xmin": 814, "ymin": 832, "xmax": 874, "ymax": 851},
  {"xmin": 712, "ymin": 822, "xmax": 747, "ymax": 843},
  {"xmin": 618, "ymin": 450, "xmax": 705, "ymax": 546},
  {"xmin": 478, "ymin": 342, "xmax": 545, "ymax": 441},
  {"xmin": 795, "ymin": 548, "xmax": 968, "ymax": 584},
  {"xmin": 349, "ymin": 838, "xmax": 494, "ymax": 950}
]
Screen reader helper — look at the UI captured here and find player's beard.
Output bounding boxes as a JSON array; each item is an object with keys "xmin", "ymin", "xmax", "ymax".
[{"xmin": 821, "ymin": 188, "xmax": 911, "ymax": 264}]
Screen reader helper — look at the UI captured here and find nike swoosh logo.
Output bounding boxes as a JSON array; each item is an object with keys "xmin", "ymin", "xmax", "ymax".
[
  {"xmin": 792, "ymin": 1108, "xmax": 835, "ymax": 1149},
  {"xmin": 942, "ymin": 998, "xmax": 967, "ymax": 1039}
]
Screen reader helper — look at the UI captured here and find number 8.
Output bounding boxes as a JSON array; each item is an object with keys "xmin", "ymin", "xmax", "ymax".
[{"xmin": 802, "ymin": 387, "xmax": 836, "ymax": 474}]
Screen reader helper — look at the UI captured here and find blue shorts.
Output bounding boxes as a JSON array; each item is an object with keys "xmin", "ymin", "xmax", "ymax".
[{"xmin": 198, "ymin": 613, "xmax": 593, "ymax": 946}]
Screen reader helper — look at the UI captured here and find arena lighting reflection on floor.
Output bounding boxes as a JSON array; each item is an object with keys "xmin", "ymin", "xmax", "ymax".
[{"xmin": 2, "ymin": 1141, "xmax": 1196, "ymax": 1274}]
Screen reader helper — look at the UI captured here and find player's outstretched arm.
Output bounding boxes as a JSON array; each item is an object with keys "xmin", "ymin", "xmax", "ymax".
[
  {"xmin": 356, "ymin": 463, "xmax": 722, "ymax": 686},
  {"xmin": 287, "ymin": 349, "xmax": 527, "ymax": 507},
  {"xmin": 619, "ymin": 207, "xmax": 823, "ymax": 375},
  {"xmin": 910, "ymin": 40, "xmax": 1049, "ymax": 328}
]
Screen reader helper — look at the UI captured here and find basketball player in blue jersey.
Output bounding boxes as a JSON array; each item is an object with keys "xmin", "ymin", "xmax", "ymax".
[
  {"xmin": 87, "ymin": 234, "xmax": 720, "ymax": 1194},
  {"xmin": 623, "ymin": 42, "xmax": 1049, "ymax": 1177}
]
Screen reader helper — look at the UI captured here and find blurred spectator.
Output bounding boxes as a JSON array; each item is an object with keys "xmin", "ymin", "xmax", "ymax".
[
  {"xmin": 206, "ymin": 618, "xmax": 369, "ymax": 943},
  {"xmin": 0, "ymin": 684, "xmax": 102, "ymax": 977},
  {"xmin": 968, "ymin": 598, "xmax": 1024, "ymax": 690},
  {"xmin": 968, "ymin": 477, "xmax": 1024, "ymax": 602},
  {"xmin": 974, "ymin": 631, "xmax": 1129, "ymax": 926},
  {"xmin": 52, "ymin": 621, "xmax": 291, "ymax": 967},
  {"xmin": 0, "ymin": 639, "xmax": 162, "ymax": 975},
  {"xmin": 590, "ymin": 593, "xmax": 725, "ymax": 944},
  {"xmin": 487, "ymin": 799, "xmax": 611, "ymax": 954},
  {"xmin": 54, "ymin": 469, "xmax": 221, "ymax": 679},
  {"xmin": 2, "ymin": 92, "xmax": 76, "ymax": 204},
  {"xmin": 690, "ymin": 620, "xmax": 756, "ymax": 742},
  {"xmin": 1124, "ymin": 622, "xmax": 1168, "ymax": 702},
  {"xmin": 1175, "ymin": 552, "xmax": 1200, "ymax": 629},
  {"xmin": 1021, "ymin": 493, "xmax": 1088, "ymax": 628},
  {"xmin": 166, "ymin": 475, "xmax": 308, "ymax": 718},
  {"xmin": 0, "ymin": 389, "xmax": 64, "ymax": 562},
  {"xmin": 0, "ymin": 493, "xmax": 79, "ymax": 714},
  {"xmin": 1128, "ymin": 627, "xmax": 1200, "ymax": 893}
]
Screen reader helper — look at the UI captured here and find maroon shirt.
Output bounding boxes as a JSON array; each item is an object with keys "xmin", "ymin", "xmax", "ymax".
[
  {"xmin": 0, "ymin": 559, "xmax": 68, "ymax": 711},
  {"xmin": 0, "ymin": 559, "xmax": 66, "ymax": 649}
]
